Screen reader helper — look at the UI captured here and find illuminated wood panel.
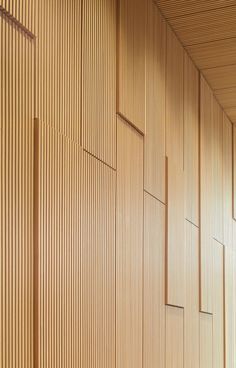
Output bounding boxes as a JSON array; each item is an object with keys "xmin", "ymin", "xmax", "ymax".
[
  {"xmin": 82, "ymin": 0, "xmax": 116, "ymax": 168},
  {"xmin": 36, "ymin": 0, "xmax": 81, "ymax": 142},
  {"xmin": 223, "ymin": 114, "xmax": 233, "ymax": 247},
  {"xmin": 184, "ymin": 221, "xmax": 200, "ymax": 368},
  {"xmin": 166, "ymin": 306, "xmax": 184, "ymax": 368},
  {"xmin": 116, "ymin": 117, "xmax": 143, "ymax": 368},
  {"xmin": 143, "ymin": 192, "xmax": 165, "ymax": 368},
  {"xmin": 234, "ymin": 125, "xmax": 236, "ymax": 220},
  {"xmin": 144, "ymin": 0, "xmax": 166, "ymax": 202},
  {"xmin": 200, "ymin": 77, "xmax": 214, "ymax": 314},
  {"xmin": 225, "ymin": 247, "xmax": 236, "ymax": 368},
  {"xmin": 203, "ymin": 64, "xmax": 236, "ymax": 91},
  {"xmin": 36, "ymin": 122, "xmax": 116, "ymax": 368},
  {"xmin": 166, "ymin": 25, "xmax": 184, "ymax": 169},
  {"xmin": 184, "ymin": 54, "xmax": 199, "ymax": 226},
  {"xmin": 212, "ymin": 241, "xmax": 224, "ymax": 368},
  {"xmin": 0, "ymin": 17, "xmax": 34, "ymax": 368},
  {"xmin": 200, "ymin": 314, "xmax": 213, "ymax": 368},
  {"xmin": 212, "ymin": 98, "xmax": 223, "ymax": 244},
  {"xmin": 118, "ymin": 0, "xmax": 146, "ymax": 133},
  {"xmin": 166, "ymin": 157, "xmax": 185, "ymax": 308}
]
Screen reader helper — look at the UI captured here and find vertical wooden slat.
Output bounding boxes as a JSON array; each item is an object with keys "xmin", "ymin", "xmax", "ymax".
[
  {"xmin": 200, "ymin": 313, "xmax": 213, "ymax": 368},
  {"xmin": 82, "ymin": 0, "xmax": 116, "ymax": 168},
  {"xmin": 116, "ymin": 117, "xmax": 143, "ymax": 368},
  {"xmin": 184, "ymin": 53, "xmax": 199, "ymax": 226},
  {"xmin": 200, "ymin": 76, "xmax": 214, "ymax": 314},
  {"xmin": 143, "ymin": 192, "xmax": 165, "ymax": 368},
  {"xmin": 166, "ymin": 306, "xmax": 184, "ymax": 368},
  {"xmin": 118, "ymin": 0, "xmax": 146, "ymax": 133},
  {"xmin": 144, "ymin": 0, "xmax": 166, "ymax": 202},
  {"xmin": 184, "ymin": 221, "xmax": 200, "ymax": 368},
  {"xmin": 166, "ymin": 25, "xmax": 184, "ymax": 169}
]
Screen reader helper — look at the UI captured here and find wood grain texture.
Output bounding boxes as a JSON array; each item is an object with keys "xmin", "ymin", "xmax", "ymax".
[
  {"xmin": 144, "ymin": 0, "xmax": 166, "ymax": 202},
  {"xmin": 184, "ymin": 221, "xmax": 200, "ymax": 368},
  {"xmin": 0, "ymin": 17, "xmax": 34, "ymax": 368},
  {"xmin": 200, "ymin": 314, "xmax": 213, "ymax": 368},
  {"xmin": 215, "ymin": 87, "xmax": 236, "ymax": 109},
  {"xmin": 203, "ymin": 64, "xmax": 236, "ymax": 91},
  {"xmin": 234, "ymin": 125, "xmax": 236, "ymax": 220},
  {"xmin": 143, "ymin": 192, "xmax": 165, "ymax": 368},
  {"xmin": 166, "ymin": 25, "xmax": 184, "ymax": 169},
  {"xmin": 167, "ymin": 6, "xmax": 236, "ymax": 46},
  {"xmin": 82, "ymin": 0, "xmax": 116, "ymax": 168},
  {"xmin": 116, "ymin": 117, "xmax": 143, "ymax": 368},
  {"xmin": 212, "ymin": 98, "xmax": 223, "ymax": 244},
  {"xmin": 36, "ymin": 0, "xmax": 81, "ymax": 142},
  {"xmin": 156, "ymin": 0, "xmax": 236, "ymax": 19},
  {"xmin": 166, "ymin": 157, "xmax": 185, "ymax": 308},
  {"xmin": 224, "ymin": 247, "xmax": 236, "ymax": 368},
  {"xmin": 118, "ymin": 0, "xmax": 146, "ymax": 133},
  {"xmin": 36, "ymin": 121, "xmax": 116, "ymax": 368},
  {"xmin": 223, "ymin": 114, "xmax": 233, "ymax": 247},
  {"xmin": 200, "ymin": 77, "xmax": 214, "ymax": 313},
  {"xmin": 212, "ymin": 241, "xmax": 224, "ymax": 368},
  {"xmin": 166, "ymin": 306, "xmax": 184, "ymax": 368},
  {"xmin": 184, "ymin": 54, "xmax": 199, "ymax": 226},
  {"xmin": 0, "ymin": 0, "xmax": 37, "ymax": 34}
]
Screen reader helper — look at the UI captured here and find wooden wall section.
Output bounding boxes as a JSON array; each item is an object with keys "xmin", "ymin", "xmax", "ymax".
[
  {"xmin": 116, "ymin": 117, "xmax": 143, "ymax": 368},
  {"xmin": 0, "ymin": 17, "xmax": 34, "ymax": 367},
  {"xmin": 1, "ymin": 0, "xmax": 236, "ymax": 368},
  {"xmin": 118, "ymin": 0, "xmax": 146, "ymax": 133}
]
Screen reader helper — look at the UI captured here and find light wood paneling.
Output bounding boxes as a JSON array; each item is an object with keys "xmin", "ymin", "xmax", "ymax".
[
  {"xmin": 187, "ymin": 39, "xmax": 236, "ymax": 70},
  {"xmin": 36, "ymin": 121, "xmax": 116, "ymax": 367},
  {"xmin": 212, "ymin": 241, "xmax": 224, "ymax": 368},
  {"xmin": 224, "ymin": 247, "xmax": 236, "ymax": 368},
  {"xmin": 225, "ymin": 107, "xmax": 236, "ymax": 123},
  {"xmin": 116, "ymin": 117, "xmax": 143, "ymax": 368},
  {"xmin": 82, "ymin": 0, "xmax": 116, "ymax": 168},
  {"xmin": 184, "ymin": 221, "xmax": 200, "ymax": 368},
  {"xmin": 234, "ymin": 125, "xmax": 236, "ymax": 220},
  {"xmin": 118, "ymin": 0, "xmax": 146, "ymax": 133},
  {"xmin": 166, "ymin": 25, "xmax": 184, "ymax": 169},
  {"xmin": 215, "ymin": 87, "xmax": 236, "ymax": 109},
  {"xmin": 143, "ymin": 192, "xmax": 165, "ymax": 368},
  {"xmin": 166, "ymin": 306, "xmax": 184, "ymax": 368},
  {"xmin": 200, "ymin": 314, "xmax": 213, "ymax": 368},
  {"xmin": 81, "ymin": 151, "xmax": 116, "ymax": 368},
  {"xmin": 184, "ymin": 53, "xmax": 199, "ymax": 226},
  {"xmin": 0, "ymin": 17, "xmax": 34, "ymax": 367},
  {"xmin": 212, "ymin": 98, "xmax": 223, "ymax": 243},
  {"xmin": 166, "ymin": 157, "xmax": 185, "ymax": 308},
  {"xmin": 156, "ymin": 0, "xmax": 236, "ymax": 19},
  {"xmin": 200, "ymin": 77, "xmax": 214, "ymax": 313},
  {"xmin": 203, "ymin": 64, "xmax": 236, "ymax": 91},
  {"xmin": 168, "ymin": 6, "xmax": 236, "ymax": 46},
  {"xmin": 144, "ymin": 0, "xmax": 166, "ymax": 202},
  {"xmin": 36, "ymin": 0, "xmax": 81, "ymax": 142},
  {"xmin": 223, "ymin": 114, "xmax": 233, "ymax": 247},
  {"xmin": 0, "ymin": 0, "xmax": 37, "ymax": 34}
]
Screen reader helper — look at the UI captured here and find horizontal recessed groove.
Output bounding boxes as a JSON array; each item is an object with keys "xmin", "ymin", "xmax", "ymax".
[{"xmin": 0, "ymin": 5, "xmax": 35, "ymax": 39}]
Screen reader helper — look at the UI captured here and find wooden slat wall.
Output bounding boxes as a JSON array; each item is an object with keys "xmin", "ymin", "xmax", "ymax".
[
  {"xmin": 185, "ymin": 221, "xmax": 200, "ymax": 368},
  {"xmin": 2, "ymin": 1, "xmax": 236, "ymax": 368},
  {"xmin": 184, "ymin": 54, "xmax": 199, "ymax": 226},
  {"xmin": 82, "ymin": 0, "xmax": 116, "ymax": 168},
  {"xmin": 116, "ymin": 117, "xmax": 143, "ymax": 368},
  {"xmin": 144, "ymin": 0, "xmax": 166, "ymax": 202},
  {"xmin": 0, "ymin": 16, "xmax": 34, "ymax": 368},
  {"xmin": 143, "ymin": 192, "xmax": 165, "ymax": 368},
  {"xmin": 200, "ymin": 76, "xmax": 214, "ymax": 314},
  {"xmin": 36, "ymin": 0, "xmax": 81, "ymax": 142},
  {"xmin": 118, "ymin": 0, "xmax": 146, "ymax": 133},
  {"xmin": 166, "ymin": 157, "xmax": 185, "ymax": 307}
]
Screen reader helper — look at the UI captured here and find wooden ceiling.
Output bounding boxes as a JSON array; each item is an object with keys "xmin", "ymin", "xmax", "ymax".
[{"xmin": 156, "ymin": 0, "xmax": 236, "ymax": 123}]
